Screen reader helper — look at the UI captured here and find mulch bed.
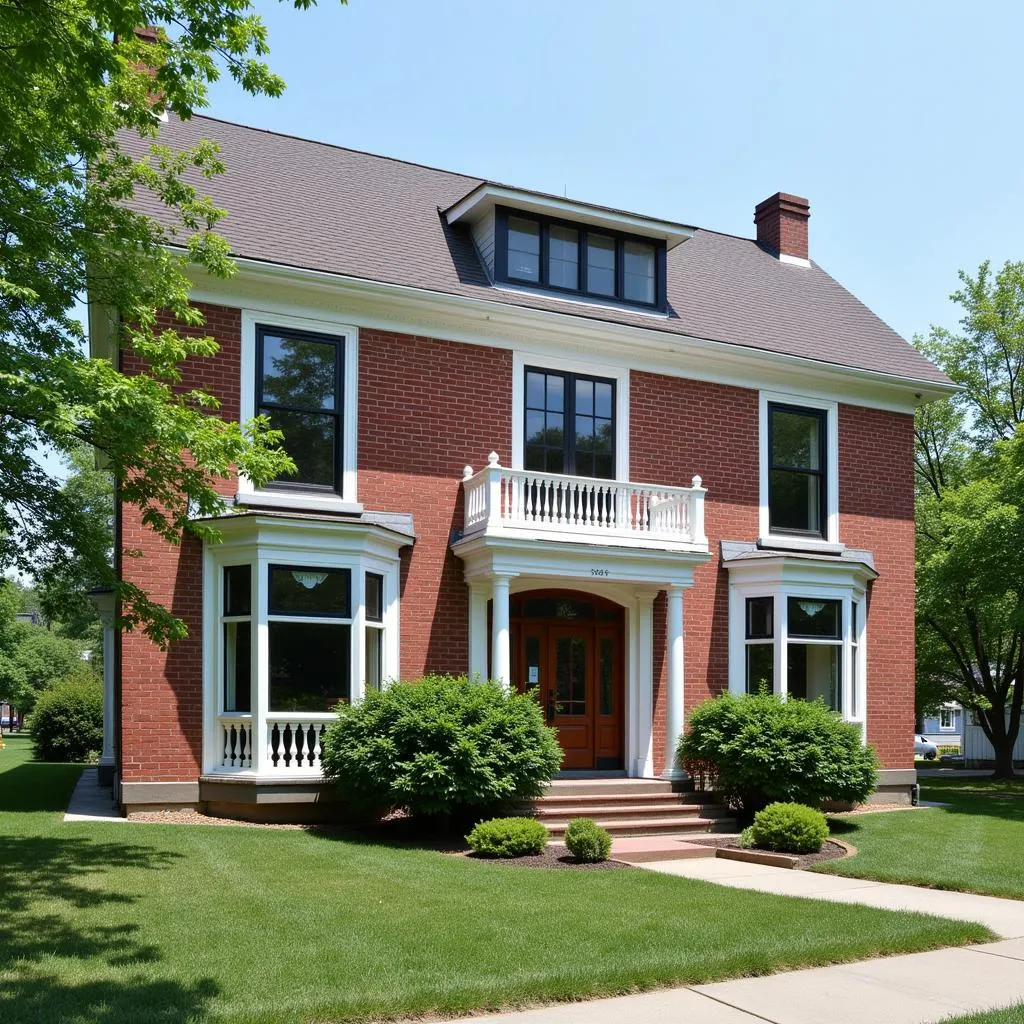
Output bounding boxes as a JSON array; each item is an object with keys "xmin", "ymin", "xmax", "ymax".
[
  {"xmin": 458, "ymin": 845, "xmax": 631, "ymax": 870},
  {"xmin": 682, "ymin": 836, "xmax": 851, "ymax": 869}
]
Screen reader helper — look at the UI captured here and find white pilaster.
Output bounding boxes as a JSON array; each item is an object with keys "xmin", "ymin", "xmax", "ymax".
[
  {"xmin": 87, "ymin": 590, "xmax": 117, "ymax": 784},
  {"xmin": 634, "ymin": 590, "xmax": 656, "ymax": 777},
  {"xmin": 252, "ymin": 556, "xmax": 270, "ymax": 775},
  {"xmin": 663, "ymin": 585, "xmax": 686, "ymax": 779},
  {"xmin": 490, "ymin": 574, "xmax": 513, "ymax": 688},
  {"xmin": 468, "ymin": 582, "xmax": 489, "ymax": 680}
]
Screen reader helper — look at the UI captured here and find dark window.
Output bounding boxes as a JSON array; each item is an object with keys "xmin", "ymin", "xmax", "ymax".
[
  {"xmin": 746, "ymin": 597, "xmax": 773, "ymax": 640},
  {"xmin": 787, "ymin": 597, "xmax": 841, "ymax": 639},
  {"xmin": 257, "ymin": 325, "xmax": 344, "ymax": 493},
  {"xmin": 746, "ymin": 644, "xmax": 773, "ymax": 695},
  {"xmin": 224, "ymin": 621, "xmax": 251, "ymax": 712},
  {"xmin": 495, "ymin": 207, "xmax": 666, "ymax": 309},
  {"xmin": 768, "ymin": 403, "xmax": 827, "ymax": 537},
  {"xmin": 365, "ymin": 626, "xmax": 382, "ymax": 692},
  {"xmin": 269, "ymin": 621, "xmax": 350, "ymax": 711},
  {"xmin": 269, "ymin": 566, "xmax": 350, "ymax": 617},
  {"xmin": 365, "ymin": 573, "xmax": 383, "ymax": 623},
  {"xmin": 223, "ymin": 565, "xmax": 251, "ymax": 617},
  {"xmin": 524, "ymin": 367, "xmax": 615, "ymax": 479}
]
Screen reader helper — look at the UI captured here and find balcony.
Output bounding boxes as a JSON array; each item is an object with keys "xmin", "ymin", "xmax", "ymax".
[{"xmin": 460, "ymin": 453, "xmax": 708, "ymax": 553}]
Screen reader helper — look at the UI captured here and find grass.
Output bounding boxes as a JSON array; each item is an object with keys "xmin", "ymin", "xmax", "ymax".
[
  {"xmin": 941, "ymin": 1007, "xmax": 1024, "ymax": 1023},
  {"xmin": 815, "ymin": 776, "xmax": 1024, "ymax": 899},
  {"xmin": 0, "ymin": 737, "xmax": 993, "ymax": 1024}
]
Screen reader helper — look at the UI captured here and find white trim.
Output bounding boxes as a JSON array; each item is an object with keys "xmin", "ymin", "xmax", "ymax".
[
  {"xmin": 186, "ymin": 261, "xmax": 956, "ymax": 414},
  {"xmin": 238, "ymin": 308, "xmax": 360, "ymax": 509},
  {"xmin": 778, "ymin": 253, "xmax": 812, "ymax": 268},
  {"xmin": 511, "ymin": 352, "xmax": 630, "ymax": 480},
  {"xmin": 759, "ymin": 390, "xmax": 840, "ymax": 547}
]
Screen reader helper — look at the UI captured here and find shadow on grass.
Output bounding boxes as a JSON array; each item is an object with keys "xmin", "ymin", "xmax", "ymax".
[
  {"xmin": 1, "ymin": 762, "xmax": 85, "ymax": 813},
  {"xmin": 0, "ymin": 835, "xmax": 218, "ymax": 1024}
]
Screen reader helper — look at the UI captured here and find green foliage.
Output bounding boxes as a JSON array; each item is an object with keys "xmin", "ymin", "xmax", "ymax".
[
  {"xmin": 320, "ymin": 676, "xmax": 563, "ymax": 820},
  {"xmin": 0, "ymin": 3, "xmax": 354, "ymax": 646},
  {"xmin": 679, "ymin": 691, "xmax": 878, "ymax": 814},
  {"xmin": 465, "ymin": 817, "xmax": 549, "ymax": 858},
  {"xmin": 29, "ymin": 671, "xmax": 104, "ymax": 761},
  {"xmin": 914, "ymin": 260, "xmax": 1024, "ymax": 776},
  {"xmin": 738, "ymin": 826, "xmax": 755, "ymax": 849},
  {"xmin": 564, "ymin": 818, "xmax": 612, "ymax": 863},
  {"xmin": 748, "ymin": 802, "xmax": 830, "ymax": 854}
]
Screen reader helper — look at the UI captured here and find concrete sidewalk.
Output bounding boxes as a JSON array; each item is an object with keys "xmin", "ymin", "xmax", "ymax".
[
  {"xmin": 644, "ymin": 856, "xmax": 1024, "ymax": 938},
  {"xmin": 64, "ymin": 767, "xmax": 124, "ymax": 823}
]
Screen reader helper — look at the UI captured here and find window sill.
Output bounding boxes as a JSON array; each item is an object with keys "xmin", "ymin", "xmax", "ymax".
[
  {"xmin": 235, "ymin": 490, "xmax": 364, "ymax": 516},
  {"xmin": 757, "ymin": 536, "xmax": 845, "ymax": 556}
]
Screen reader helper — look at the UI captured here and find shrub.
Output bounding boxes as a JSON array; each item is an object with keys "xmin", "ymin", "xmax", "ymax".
[
  {"xmin": 320, "ymin": 675, "xmax": 562, "ymax": 821},
  {"xmin": 679, "ymin": 691, "xmax": 878, "ymax": 815},
  {"xmin": 748, "ymin": 802, "xmax": 830, "ymax": 854},
  {"xmin": 466, "ymin": 816, "xmax": 549, "ymax": 858},
  {"xmin": 29, "ymin": 673, "xmax": 103, "ymax": 762},
  {"xmin": 564, "ymin": 818, "xmax": 612, "ymax": 862}
]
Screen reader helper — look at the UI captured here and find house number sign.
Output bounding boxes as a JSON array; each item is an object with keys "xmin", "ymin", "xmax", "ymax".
[{"xmin": 590, "ymin": 568, "xmax": 610, "ymax": 577}]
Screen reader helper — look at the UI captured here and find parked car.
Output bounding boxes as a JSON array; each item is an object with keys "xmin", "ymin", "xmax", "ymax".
[{"xmin": 915, "ymin": 735, "xmax": 938, "ymax": 760}]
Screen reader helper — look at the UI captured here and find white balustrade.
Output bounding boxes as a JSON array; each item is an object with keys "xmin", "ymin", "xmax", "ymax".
[
  {"xmin": 217, "ymin": 714, "xmax": 254, "ymax": 770},
  {"xmin": 264, "ymin": 713, "xmax": 337, "ymax": 773},
  {"xmin": 461, "ymin": 453, "xmax": 707, "ymax": 549}
]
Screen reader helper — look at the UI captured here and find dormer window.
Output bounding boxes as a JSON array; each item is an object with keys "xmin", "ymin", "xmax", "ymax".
[{"xmin": 495, "ymin": 206, "xmax": 666, "ymax": 310}]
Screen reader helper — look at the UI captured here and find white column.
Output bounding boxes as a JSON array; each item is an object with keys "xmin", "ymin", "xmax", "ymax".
[
  {"xmin": 634, "ymin": 591, "xmax": 656, "ymax": 777},
  {"xmin": 663, "ymin": 585, "xmax": 685, "ymax": 779},
  {"xmin": 490, "ymin": 574, "xmax": 512, "ymax": 688},
  {"xmin": 87, "ymin": 589, "xmax": 117, "ymax": 785},
  {"xmin": 468, "ymin": 582, "xmax": 489, "ymax": 680},
  {"xmin": 252, "ymin": 556, "xmax": 270, "ymax": 775}
]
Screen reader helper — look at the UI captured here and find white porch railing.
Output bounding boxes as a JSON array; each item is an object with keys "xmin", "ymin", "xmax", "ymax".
[
  {"xmin": 216, "ymin": 712, "xmax": 337, "ymax": 775},
  {"xmin": 461, "ymin": 453, "xmax": 707, "ymax": 549}
]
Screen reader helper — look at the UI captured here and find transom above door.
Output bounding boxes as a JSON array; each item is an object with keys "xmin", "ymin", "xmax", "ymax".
[
  {"xmin": 524, "ymin": 367, "xmax": 616, "ymax": 479},
  {"xmin": 510, "ymin": 591, "xmax": 625, "ymax": 770}
]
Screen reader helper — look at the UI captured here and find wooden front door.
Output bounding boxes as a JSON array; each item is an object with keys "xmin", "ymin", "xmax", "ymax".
[{"xmin": 511, "ymin": 593, "xmax": 625, "ymax": 770}]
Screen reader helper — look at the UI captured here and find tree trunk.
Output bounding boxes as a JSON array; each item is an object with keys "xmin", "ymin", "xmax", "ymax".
[{"xmin": 992, "ymin": 737, "xmax": 1017, "ymax": 779}]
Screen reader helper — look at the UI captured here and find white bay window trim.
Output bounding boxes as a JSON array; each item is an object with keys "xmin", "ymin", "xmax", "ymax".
[
  {"xmin": 758, "ymin": 389, "xmax": 840, "ymax": 550},
  {"xmin": 202, "ymin": 514, "xmax": 404, "ymax": 778},
  {"xmin": 238, "ymin": 308, "xmax": 362, "ymax": 513}
]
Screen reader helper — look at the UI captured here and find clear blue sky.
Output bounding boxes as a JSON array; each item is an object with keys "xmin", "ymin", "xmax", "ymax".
[{"xmin": 201, "ymin": 0, "xmax": 1024, "ymax": 344}]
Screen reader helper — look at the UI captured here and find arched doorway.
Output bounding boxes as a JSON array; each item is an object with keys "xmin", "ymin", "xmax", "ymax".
[{"xmin": 510, "ymin": 590, "xmax": 625, "ymax": 770}]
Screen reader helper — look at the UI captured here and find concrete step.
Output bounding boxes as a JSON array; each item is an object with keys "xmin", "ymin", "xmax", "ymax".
[
  {"xmin": 536, "ymin": 791, "xmax": 722, "ymax": 810},
  {"xmin": 544, "ymin": 779, "xmax": 687, "ymax": 797},
  {"xmin": 533, "ymin": 801, "xmax": 731, "ymax": 822},
  {"xmin": 610, "ymin": 838, "xmax": 719, "ymax": 864},
  {"xmin": 545, "ymin": 816, "xmax": 736, "ymax": 838}
]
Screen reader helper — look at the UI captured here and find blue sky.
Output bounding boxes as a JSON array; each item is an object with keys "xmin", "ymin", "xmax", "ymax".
[{"xmin": 201, "ymin": 0, "xmax": 1024, "ymax": 344}]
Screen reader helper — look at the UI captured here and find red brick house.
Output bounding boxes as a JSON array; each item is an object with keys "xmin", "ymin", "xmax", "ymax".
[{"xmin": 90, "ymin": 115, "xmax": 953, "ymax": 818}]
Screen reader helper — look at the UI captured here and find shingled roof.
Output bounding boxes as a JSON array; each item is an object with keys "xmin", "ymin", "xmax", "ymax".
[{"xmin": 119, "ymin": 114, "xmax": 950, "ymax": 387}]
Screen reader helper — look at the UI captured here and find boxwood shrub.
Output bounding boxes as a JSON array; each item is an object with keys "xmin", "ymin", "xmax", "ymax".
[
  {"xmin": 29, "ymin": 673, "xmax": 103, "ymax": 762},
  {"xmin": 466, "ymin": 816, "xmax": 549, "ymax": 857},
  {"xmin": 678, "ymin": 691, "xmax": 877, "ymax": 815},
  {"xmin": 564, "ymin": 818, "xmax": 612, "ymax": 862},
  {"xmin": 747, "ymin": 802, "xmax": 830, "ymax": 854},
  {"xmin": 320, "ymin": 675, "xmax": 562, "ymax": 821}
]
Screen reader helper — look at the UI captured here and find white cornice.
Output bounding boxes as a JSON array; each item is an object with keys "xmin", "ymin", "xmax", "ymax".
[{"xmin": 184, "ymin": 257, "xmax": 957, "ymax": 414}]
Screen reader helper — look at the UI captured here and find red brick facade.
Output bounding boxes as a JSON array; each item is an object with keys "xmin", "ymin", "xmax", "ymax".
[{"xmin": 117, "ymin": 303, "xmax": 916, "ymax": 786}]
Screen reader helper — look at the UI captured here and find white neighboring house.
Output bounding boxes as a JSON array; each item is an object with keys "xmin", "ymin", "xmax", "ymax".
[{"xmin": 963, "ymin": 707, "xmax": 1024, "ymax": 768}]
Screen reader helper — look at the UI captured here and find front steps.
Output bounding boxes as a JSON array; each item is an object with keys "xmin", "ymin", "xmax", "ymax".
[{"xmin": 530, "ymin": 778, "xmax": 735, "ymax": 838}]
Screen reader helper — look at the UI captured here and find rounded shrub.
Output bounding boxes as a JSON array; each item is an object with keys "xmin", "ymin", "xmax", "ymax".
[
  {"xmin": 466, "ymin": 816, "xmax": 549, "ymax": 858},
  {"xmin": 564, "ymin": 818, "xmax": 612, "ymax": 863},
  {"xmin": 678, "ymin": 691, "xmax": 878, "ymax": 815},
  {"xmin": 748, "ymin": 802, "xmax": 830, "ymax": 854},
  {"xmin": 320, "ymin": 675, "xmax": 563, "ymax": 821},
  {"xmin": 29, "ymin": 673, "xmax": 103, "ymax": 762}
]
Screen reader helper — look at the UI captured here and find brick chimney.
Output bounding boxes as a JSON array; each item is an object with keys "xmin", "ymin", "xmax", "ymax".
[{"xmin": 754, "ymin": 193, "xmax": 810, "ymax": 262}]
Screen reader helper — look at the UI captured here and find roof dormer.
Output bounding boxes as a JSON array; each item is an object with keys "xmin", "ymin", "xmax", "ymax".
[{"xmin": 444, "ymin": 183, "xmax": 695, "ymax": 313}]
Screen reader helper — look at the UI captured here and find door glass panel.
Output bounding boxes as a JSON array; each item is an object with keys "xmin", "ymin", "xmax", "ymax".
[
  {"xmin": 554, "ymin": 635, "xmax": 587, "ymax": 716},
  {"xmin": 524, "ymin": 635, "xmax": 541, "ymax": 694},
  {"xmin": 599, "ymin": 636, "xmax": 614, "ymax": 716}
]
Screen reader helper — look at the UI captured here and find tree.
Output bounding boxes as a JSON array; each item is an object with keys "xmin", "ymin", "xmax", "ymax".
[
  {"xmin": 0, "ymin": 3, "xmax": 343, "ymax": 646},
  {"xmin": 915, "ymin": 260, "xmax": 1024, "ymax": 778}
]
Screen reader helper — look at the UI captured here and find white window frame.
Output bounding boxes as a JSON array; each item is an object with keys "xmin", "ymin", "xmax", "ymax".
[
  {"xmin": 729, "ymin": 580, "xmax": 867, "ymax": 730},
  {"xmin": 238, "ymin": 309, "xmax": 361, "ymax": 513},
  {"xmin": 939, "ymin": 707, "xmax": 957, "ymax": 731},
  {"xmin": 511, "ymin": 351, "xmax": 630, "ymax": 481},
  {"xmin": 759, "ymin": 390, "xmax": 840, "ymax": 551}
]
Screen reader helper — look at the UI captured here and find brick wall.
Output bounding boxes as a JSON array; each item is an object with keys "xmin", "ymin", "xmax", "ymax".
[
  {"xmin": 118, "ymin": 302, "xmax": 241, "ymax": 781},
  {"xmin": 356, "ymin": 328, "xmax": 512, "ymax": 677}
]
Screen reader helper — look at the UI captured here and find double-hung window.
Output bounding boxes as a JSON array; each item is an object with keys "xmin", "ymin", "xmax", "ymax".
[
  {"xmin": 744, "ymin": 597, "xmax": 774, "ymax": 694},
  {"xmin": 222, "ymin": 565, "xmax": 252, "ymax": 713},
  {"xmin": 524, "ymin": 367, "xmax": 615, "ymax": 479},
  {"xmin": 364, "ymin": 572, "xmax": 385, "ymax": 693},
  {"xmin": 767, "ymin": 403, "xmax": 828, "ymax": 538},
  {"xmin": 257, "ymin": 325, "xmax": 345, "ymax": 494}
]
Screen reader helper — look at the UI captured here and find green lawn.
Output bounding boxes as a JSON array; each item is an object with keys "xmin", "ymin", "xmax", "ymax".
[
  {"xmin": 0, "ymin": 737, "xmax": 993, "ymax": 1024},
  {"xmin": 816, "ymin": 777, "xmax": 1024, "ymax": 899},
  {"xmin": 942, "ymin": 1007, "xmax": 1024, "ymax": 1023}
]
